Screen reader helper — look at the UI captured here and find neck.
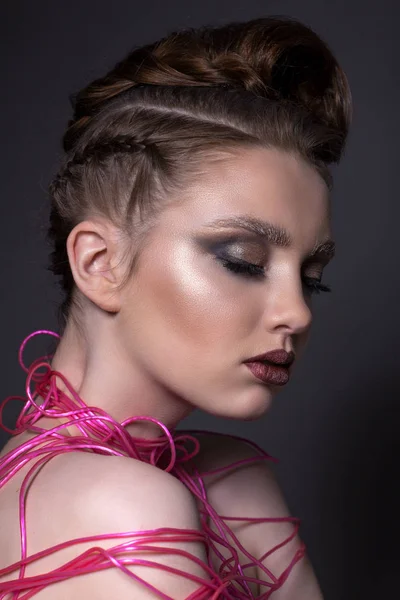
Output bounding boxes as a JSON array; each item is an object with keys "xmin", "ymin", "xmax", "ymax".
[{"xmin": 44, "ymin": 318, "xmax": 194, "ymax": 441}]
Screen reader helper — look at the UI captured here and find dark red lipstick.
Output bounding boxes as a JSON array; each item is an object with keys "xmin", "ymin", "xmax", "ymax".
[{"xmin": 244, "ymin": 349, "xmax": 295, "ymax": 386}]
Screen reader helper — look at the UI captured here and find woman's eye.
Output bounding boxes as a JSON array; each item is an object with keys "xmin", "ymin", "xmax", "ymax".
[
  {"xmin": 216, "ymin": 257, "xmax": 265, "ymax": 278},
  {"xmin": 302, "ymin": 276, "xmax": 332, "ymax": 295},
  {"xmin": 216, "ymin": 257, "xmax": 332, "ymax": 295}
]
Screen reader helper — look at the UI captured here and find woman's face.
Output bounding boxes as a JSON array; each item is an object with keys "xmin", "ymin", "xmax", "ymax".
[{"xmin": 118, "ymin": 147, "xmax": 334, "ymax": 420}]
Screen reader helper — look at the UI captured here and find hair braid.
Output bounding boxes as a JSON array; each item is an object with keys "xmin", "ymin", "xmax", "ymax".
[{"xmin": 47, "ymin": 15, "xmax": 352, "ymax": 333}]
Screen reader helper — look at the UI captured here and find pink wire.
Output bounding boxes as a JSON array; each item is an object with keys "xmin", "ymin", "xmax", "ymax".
[{"xmin": 0, "ymin": 330, "xmax": 306, "ymax": 599}]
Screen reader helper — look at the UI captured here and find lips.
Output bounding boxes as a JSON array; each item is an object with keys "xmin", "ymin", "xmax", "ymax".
[
  {"xmin": 243, "ymin": 348, "xmax": 295, "ymax": 386},
  {"xmin": 245, "ymin": 349, "xmax": 295, "ymax": 366},
  {"xmin": 245, "ymin": 361, "xmax": 290, "ymax": 386}
]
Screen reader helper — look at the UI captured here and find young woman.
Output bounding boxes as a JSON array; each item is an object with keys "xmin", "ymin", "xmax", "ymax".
[{"xmin": 0, "ymin": 15, "xmax": 351, "ymax": 599}]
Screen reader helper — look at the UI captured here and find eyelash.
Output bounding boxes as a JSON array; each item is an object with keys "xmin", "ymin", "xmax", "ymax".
[{"xmin": 216, "ymin": 258, "xmax": 331, "ymax": 295}]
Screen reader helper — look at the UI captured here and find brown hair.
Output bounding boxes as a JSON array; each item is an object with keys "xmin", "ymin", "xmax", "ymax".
[{"xmin": 47, "ymin": 16, "xmax": 352, "ymax": 334}]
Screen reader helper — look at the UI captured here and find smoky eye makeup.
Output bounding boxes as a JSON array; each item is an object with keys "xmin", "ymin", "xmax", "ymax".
[
  {"xmin": 193, "ymin": 234, "xmax": 269, "ymax": 280},
  {"xmin": 194, "ymin": 231, "xmax": 332, "ymax": 291},
  {"xmin": 197, "ymin": 235, "xmax": 268, "ymax": 266}
]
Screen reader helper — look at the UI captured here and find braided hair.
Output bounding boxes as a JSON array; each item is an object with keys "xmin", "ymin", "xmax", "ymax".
[{"xmin": 47, "ymin": 16, "xmax": 352, "ymax": 333}]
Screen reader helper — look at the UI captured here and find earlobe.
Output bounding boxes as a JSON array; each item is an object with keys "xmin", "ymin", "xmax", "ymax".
[{"xmin": 66, "ymin": 220, "xmax": 123, "ymax": 313}]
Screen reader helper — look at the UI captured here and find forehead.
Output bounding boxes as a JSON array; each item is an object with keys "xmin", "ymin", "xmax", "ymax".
[{"xmin": 167, "ymin": 146, "xmax": 331, "ymax": 244}]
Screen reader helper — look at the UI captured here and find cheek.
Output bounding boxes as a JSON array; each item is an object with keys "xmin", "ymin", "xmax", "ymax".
[{"xmin": 131, "ymin": 242, "xmax": 256, "ymax": 352}]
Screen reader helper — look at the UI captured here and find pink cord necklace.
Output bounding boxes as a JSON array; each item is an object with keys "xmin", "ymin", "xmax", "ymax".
[{"xmin": 0, "ymin": 330, "xmax": 305, "ymax": 599}]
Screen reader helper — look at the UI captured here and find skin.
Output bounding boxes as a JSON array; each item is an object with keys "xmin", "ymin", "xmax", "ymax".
[
  {"xmin": 45, "ymin": 146, "xmax": 332, "ymax": 439},
  {"xmin": 0, "ymin": 146, "xmax": 332, "ymax": 597}
]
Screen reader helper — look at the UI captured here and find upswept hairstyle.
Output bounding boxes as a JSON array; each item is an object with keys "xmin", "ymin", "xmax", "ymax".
[{"xmin": 47, "ymin": 16, "xmax": 352, "ymax": 333}]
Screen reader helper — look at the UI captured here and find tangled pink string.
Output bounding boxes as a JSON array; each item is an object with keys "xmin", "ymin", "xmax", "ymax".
[{"xmin": 0, "ymin": 330, "xmax": 306, "ymax": 599}]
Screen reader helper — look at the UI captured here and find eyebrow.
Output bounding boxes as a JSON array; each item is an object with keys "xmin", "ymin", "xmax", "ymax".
[{"xmin": 204, "ymin": 215, "xmax": 336, "ymax": 261}]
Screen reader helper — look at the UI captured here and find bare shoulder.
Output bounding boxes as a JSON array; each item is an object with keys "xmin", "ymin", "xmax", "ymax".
[
  {"xmin": 37, "ymin": 450, "xmax": 196, "ymax": 509},
  {"xmin": 187, "ymin": 432, "xmax": 323, "ymax": 598},
  {"xmin": 18, "ymin": 452, "xmax": 210, "ymax": 599},
  {"xmin": 28, "ymin": 449, "xmax": 201, "ymax": 540},
  {"xmin": 186, "ymin": 429, "xmax": 277, "ymax": 481},
  {"xmin": 188, "ymin": 430, "xmax": 293, "ymax": 529}
]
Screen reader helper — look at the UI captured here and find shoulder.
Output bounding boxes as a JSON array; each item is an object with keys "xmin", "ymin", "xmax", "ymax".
[
  {"xmin": 21, "ymin": 451, "xmax": 210, "ymax": 598},
  {"xmin": 184, "ymin": 430, "xmax": 292, "ymax": 540},
  {"xmin": 184, "ymin": 429, "xmax": 276, "ymax": 481},
  {"xmin": 185, "ymin": 430, "xmax": 298, "ymax": 548},
  {"xmin": 30, "ymin": 450, "xmax": 200, "ymax": 533},
  {"xmin": 187, "ymin": 431, "xmax": 321, "ymax": 594},
  {"xmin": 186, "ymin": 429, "xmax": 289, "ymax": 514}
]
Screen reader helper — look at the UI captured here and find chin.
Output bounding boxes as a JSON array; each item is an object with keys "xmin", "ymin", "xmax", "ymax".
[{"xmin": 209, "ymin": 385, "xmax": 276, "ymax": 421}]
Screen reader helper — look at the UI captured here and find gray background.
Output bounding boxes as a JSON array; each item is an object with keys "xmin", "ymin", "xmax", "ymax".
[{"xmin": 1, "ymin": 1, "xmax": 399, "ymax": 597}]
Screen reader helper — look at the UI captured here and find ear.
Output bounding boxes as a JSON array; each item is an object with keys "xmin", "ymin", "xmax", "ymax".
[{"xmin": 66, "ymin": 219, "xmax": 127, "ymax": 313}]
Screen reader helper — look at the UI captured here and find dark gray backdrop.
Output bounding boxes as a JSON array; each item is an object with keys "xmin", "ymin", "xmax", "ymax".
[{"xmin": 1, "ymin": 1, "xmax": 399, "ymax": 598}]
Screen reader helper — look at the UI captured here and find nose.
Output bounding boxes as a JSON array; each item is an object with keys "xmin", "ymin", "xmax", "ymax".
[{"xmin": 262, "ymin": 277, "xmax": 313, "ymax": 336}]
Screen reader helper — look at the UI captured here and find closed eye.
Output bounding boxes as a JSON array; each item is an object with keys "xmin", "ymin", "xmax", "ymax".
[{"xmin": 216, "ymin": 257, "xmax": 331, "ymax": 295}]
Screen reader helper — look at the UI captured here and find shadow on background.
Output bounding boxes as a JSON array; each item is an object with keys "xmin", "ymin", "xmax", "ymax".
[{"xmin": 318, "ymin": 373, "xmax": 400, "ymax": 600}]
